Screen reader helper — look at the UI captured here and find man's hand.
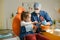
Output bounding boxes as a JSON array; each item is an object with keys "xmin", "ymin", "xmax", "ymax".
[
  {"xmin": 46, "ymin": 22, "xmax": 51, "ymax": 26},
  {"xmin": 42, "ymin": 21, "xmax": 51, "ymax": 26},
  {"xmin": 33, "ymin": 25, "xmax": 37, "ymax": 32}
]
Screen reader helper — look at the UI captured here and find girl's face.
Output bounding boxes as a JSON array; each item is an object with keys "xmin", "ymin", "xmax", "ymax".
[{"xmin": 25, "ymin": 14, "xmax": 31, "ymax": 22}]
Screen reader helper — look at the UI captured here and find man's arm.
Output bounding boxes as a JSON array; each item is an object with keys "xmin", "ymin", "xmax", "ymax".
[{"xmin": 44, "ymin": 12, "xmax": 53, "ymax": 25}]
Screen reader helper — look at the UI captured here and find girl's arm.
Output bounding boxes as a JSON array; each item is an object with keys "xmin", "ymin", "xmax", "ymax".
[
  {"xmin": 21, "ymin": 21, "xmax": 32, "ymax": 26},
  {"xmin": 21, "ymin": 21, "xmax": 38, "ymax": 26}
]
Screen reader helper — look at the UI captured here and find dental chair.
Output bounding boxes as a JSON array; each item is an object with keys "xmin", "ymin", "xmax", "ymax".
[{"xmin": 12, "ymin": 6, "xmax": 25, "ymax": 36}]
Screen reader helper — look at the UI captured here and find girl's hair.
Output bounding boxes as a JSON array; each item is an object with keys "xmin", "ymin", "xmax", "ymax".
[{"xmin": 21, "ymin": 11, "xmax": 30, "ymax": 20}]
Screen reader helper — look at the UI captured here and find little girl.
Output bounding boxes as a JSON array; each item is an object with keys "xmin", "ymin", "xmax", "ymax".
[{"xmin": 20, "ymin": 11, "xmax": 36, "ymax": 40}]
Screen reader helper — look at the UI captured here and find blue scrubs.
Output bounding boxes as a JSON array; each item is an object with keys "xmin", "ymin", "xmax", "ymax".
[{"xmin": 31, "ymin": 10, "xmax": 52, "ymax": 33}]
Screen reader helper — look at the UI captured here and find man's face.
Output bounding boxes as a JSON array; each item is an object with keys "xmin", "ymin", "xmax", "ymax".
[{"xmin": 34, "ymin": 8, "xmax": 41, "ymax": 14}]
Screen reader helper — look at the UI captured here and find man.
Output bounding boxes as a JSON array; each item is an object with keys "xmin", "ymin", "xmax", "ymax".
[{"xmin": 31, "ymin": 3, "xmax": 52, "ymax": 33}]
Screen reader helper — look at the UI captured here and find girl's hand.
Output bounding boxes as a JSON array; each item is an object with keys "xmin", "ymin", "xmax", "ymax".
[{"xmin": 33, "ymin": 25, "xmax": 37, "ymax": 32}]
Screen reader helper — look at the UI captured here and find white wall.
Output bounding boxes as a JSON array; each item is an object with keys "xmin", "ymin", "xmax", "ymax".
[
  {"xmin": 0, "ymin": 0, "xmax": 4, "ymax": 29},
  {"xmin": 0, "ymin": 0, "xmax": 60, "ymax": 29},
  {"xmin": 21, "ymin": 0, "xmax": 60, "ymax": 19},
  {"xmin": 3, "ymin": 0, "xmax": 22, "ymax": 29},
  {"xmin": 4, "ymin": 0, "xmax": 60, "ymax": 19}
]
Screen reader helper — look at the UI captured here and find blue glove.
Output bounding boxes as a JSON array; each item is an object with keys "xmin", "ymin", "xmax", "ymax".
[{"xmin": 42, "ymin": 20, "xmax": 47, "ymax": 25}]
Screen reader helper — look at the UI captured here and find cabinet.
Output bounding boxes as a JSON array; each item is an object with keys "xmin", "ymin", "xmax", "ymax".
[
  {"xmin": 0, "ymin": 36, "xmax": 20, "ymax": 40},
  {"xmin": 0, "ymin": 29, "xmax": 20, "ymax": 40}
]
